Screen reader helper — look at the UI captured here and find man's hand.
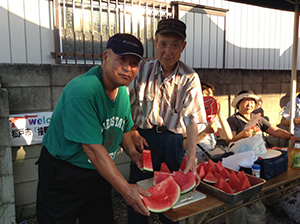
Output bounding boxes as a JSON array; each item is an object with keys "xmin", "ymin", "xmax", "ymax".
[
  {"xmin": 183, "ymin": 155, "xmax": 200, "ymax": 188},
  {"xmin": 131, "ymin": 129, "xmax": 149, "ymax": 152},
  {"xmin": 130, "ymin": 150, "xmax": 142, "ymax": 169},
  {"xmin": 121, "ymin": 184, "xmax": 151, "ymax": 216}
]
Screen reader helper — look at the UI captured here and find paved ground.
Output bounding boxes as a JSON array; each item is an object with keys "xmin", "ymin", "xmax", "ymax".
[{"xmin": 19, "ymin": 189, "xmax": 297, "ymax": 224}]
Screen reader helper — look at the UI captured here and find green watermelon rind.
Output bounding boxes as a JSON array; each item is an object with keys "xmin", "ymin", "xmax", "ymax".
[
  {"xmin": 173, "ymin": 171, "xmax": 196, "ymax": 194},
  {"xmin": 140, "ymin": 150, "xmax": 153, "ymax": 172},
  {"xmin": 142, "ymin": 176, "xmax": 181, "ymax": 213},
  {"xmin": 146, "ymin": 185, "xmax": 180, "ymax": 213},
  {"xmin": 180, "ymin": 182, "xmax": 196, "ymax": 194}
]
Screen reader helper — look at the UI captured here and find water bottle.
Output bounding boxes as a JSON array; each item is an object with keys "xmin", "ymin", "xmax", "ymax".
[
  {"xmin": 291, "ymin": 143, "xmax": 300, "ymax": 167},
  {"xmin": 252, "ymin": 164, "xmax": 261, "ymax": 178}
]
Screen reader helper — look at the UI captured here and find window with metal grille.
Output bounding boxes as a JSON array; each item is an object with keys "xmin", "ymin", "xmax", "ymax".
[{"xmin": 52, "ymin": 0, "xmax": 173, "ymax": 64}]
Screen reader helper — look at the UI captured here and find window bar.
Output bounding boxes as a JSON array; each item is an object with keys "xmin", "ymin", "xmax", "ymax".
[
  {"xmin": 123, "ymin": 0, "xmax": 126, "ymax": 34},
  {"xmin": 117, "ymin": 0, "xmax": 122, "ymax": 33},
  {"xmin": 116, "ymin": 0, "xmax": 119, "ymax": 34},
  {"xmin": 137, "ymin": 0, "xmax": 141, "ymax": 40},
  {"xmin": 145, "ymin": 1, "xmax": 148, "ymax": 58},
  {"xmin": 53, "ymin": 0, "xmax": 61, "ymax": 63},
  {"xmin": 99, "ymin": 0, "xmax": 103, "ymax": 59},
  {"xmin": 63, "ymin": 0, "xmax": 68, "ymax": 63},
  {"xmin": 91, "ymin": 0, "xmax": 95, "ymax": 64},
  {"xmin": 130, "ymin": 0, "xmax": 133, "ymax": 34},
  {"xmin": 107, "ymin": 0, "xmax": 110, "ymax": 37},
  {"xmin": 152, "ymin": 3, "xmax": 155, "ymax": 57},
  {"xmin": 72, "ymin": 0, "xmax": 77, "ymax": 64},
  {"xmin": 158, "ymin": 4, "xmax": 162, "ymax": 20},
  {"xmin": 81, "ymin": 0, "xmax": 86, "ymax": 64}
]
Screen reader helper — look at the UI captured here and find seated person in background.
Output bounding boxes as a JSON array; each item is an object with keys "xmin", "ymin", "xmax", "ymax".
[
  {"xmin": 184, "ymin": 82, "xmax": 233, "ymax": 162},
  {"xmin": 279, "ymin": 93, "xmax": 300, "ymax": 137},
  {"xmin": 227, "ymin": 90, "xmax": 300, "ymax": 145}
]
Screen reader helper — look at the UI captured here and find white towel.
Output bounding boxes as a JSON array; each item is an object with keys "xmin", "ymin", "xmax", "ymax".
[{"xmin": 222, "ymin": 151, "xmax": 258, "ymax": 171}]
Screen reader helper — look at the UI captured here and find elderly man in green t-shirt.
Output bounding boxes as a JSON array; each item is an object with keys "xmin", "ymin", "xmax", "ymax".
[{"xmin": 36, "ymin": 33, "xmax": 150, "ymax": 223}]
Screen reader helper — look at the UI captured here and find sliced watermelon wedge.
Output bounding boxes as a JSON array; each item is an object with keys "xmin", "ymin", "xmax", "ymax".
[
  {"xmin": 228, "ymin": 171, "xmax": 240, "ymax": 191},
  {"xmin": 215, "ymin": 177, "xmax": 234, "ymax": 194},
  {"xmin": 235, "ymin": 176, "xmax": 251, "ymax": 193},
  {"xmin": 140, "ymin": 150, "xmax": 153, "ymax": 172},
  {"xmin": 173, "ymin": 171, "xmax": 196, "ymax": 194},
  {"xmin": 141, "ymin": 176, "xmax": 180, "ymax": 213},
  {"xmin": 153, "ymin": 171, "xmax": 173, "ymax": 185},
  {"xmin": 215, "ymin": 161, "xmax": 224, "ymax": 174},
  {"xmin": 237, "ymin": 170, "xmax": 247, "ymax": 182},
  {"xmin": 203, "ymin": 172, "xmax": 217, "ymax": 184},
  {"xmin": 160, "ymin": 162, "xmax": 171, "ymax": 173},
  {"xmin": 219, "ymin": 167, "xmax": 230, "ymax": 181},
  {"xmin": 204, "ymin": 162, "xmax": 213, "ymax": 174},
  {"xmin": 207, "ymin": 159, "xmax": 216, "ymax": 173},
  {"xmin": 214, "ymin": 172, "xmax": 224, "ymax": 181},
  {"xmin": 179, "ymin": 155, "xmax": 197, "ymax": 171},
  {"xmin": 197, "ymin": 163, "xmax": 206, "ymax": 180}
]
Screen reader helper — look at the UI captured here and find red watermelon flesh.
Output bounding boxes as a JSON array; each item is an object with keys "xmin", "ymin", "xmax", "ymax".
[
  {"xmin": 208, "ymin": 159, "xmax": 216, "ymax": 173},
  {"xmin": 160, "ymin": 162, "xmax": 171, "ymax": 173},
  {"xmin": 219, "ymin": 167, "xmax": 230, "ymax": 180},
  {"xmin": 140, "ymin": 150, "xmax": 153, "ymax": 172},
  {"xmin": 203, "ymin": 172, "xmax": 217, "ymax": 184},
  {"xmin": 179, "ymin": 155, "xmax": 197, "ymax": 171},
  {"xmin": 215, "ymin": 177, "xmax": 234, "ymax": 194},
  {"xmin": 237, "ymin": 171, "xmax": 247, "ymax": 182},
  {"xmin": 204, "ymin": 162, "xmax": 213, "ymax": 174},
  {"xmin": 197, "ymin": 164, "xmax": 206, "ymax": 180},
  {"xmin": 228, "ymin": 171, "xmax": 240, "ymax": 191},
  {"xmin": 153, "ymin": 171, "xmax": 173, "ymax": 185},
  {"xmin": 214, "ymin": 172, "xmax": 224, "ymax": 181},
  {"xmin": 235, "ymin": 176, "xmax": 251, "ymax": 193},
  {"xmin": 215, "ymin": 161, "xmax": 224, "ymax": 174},
  {"xmin": 173, "ymin": 171, "xmax": 196, "ymax": 194},
  {"xmin": 197, "ymin": 161, "xmax": 206, "ymax": 174},
  {"xmin": 141, "ymin": 176, "xmax": 180, "ymax": 213}
]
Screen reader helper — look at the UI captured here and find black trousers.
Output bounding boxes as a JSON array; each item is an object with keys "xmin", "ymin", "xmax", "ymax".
[
  {"xmin": 36, "ymin": 147, "xmax": 114, "ymax": 224},
  {"xmin": 127, "ymin": 128, "xmax": 183, "ymax": 224}
]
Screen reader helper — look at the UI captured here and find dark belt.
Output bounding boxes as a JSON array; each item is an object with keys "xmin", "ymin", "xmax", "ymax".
[{"xmin": 152, "ymin": 125, "xmax": 172, "ymax": 134}]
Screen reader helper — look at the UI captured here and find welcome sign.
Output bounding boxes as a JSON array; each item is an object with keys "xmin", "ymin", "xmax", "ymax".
[{"xmin": 9, "ymin": 112, "xmax": 52, "ymax": 146}]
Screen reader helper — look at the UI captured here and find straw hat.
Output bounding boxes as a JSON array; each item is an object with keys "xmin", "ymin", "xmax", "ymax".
[{"xmin": 231, "ymin": 90, "xmax": 262, "ymax": 109}]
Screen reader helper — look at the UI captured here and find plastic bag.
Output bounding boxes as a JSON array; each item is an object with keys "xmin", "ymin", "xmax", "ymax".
[
  {"xmin": 228, "ymin": 133, "xmax": 267, "ymax": 156},
  {"xmin": 279, "ymin": 186, "xmax": 300, "ymax": 223}
]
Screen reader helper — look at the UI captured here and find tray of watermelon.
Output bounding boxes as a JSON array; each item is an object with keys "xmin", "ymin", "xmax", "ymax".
[
  {"xmin": 197, "ymin": 159, "xmax": 266, "ymax": 204},
  {"xmin": 138, "ymin": 153, "xmax": 206, "ymax": 213}
]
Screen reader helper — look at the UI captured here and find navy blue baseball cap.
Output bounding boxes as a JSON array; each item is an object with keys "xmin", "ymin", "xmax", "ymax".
[{"xmin": 107, "ymin": 33, "xmax": 144, "ymax": 61}]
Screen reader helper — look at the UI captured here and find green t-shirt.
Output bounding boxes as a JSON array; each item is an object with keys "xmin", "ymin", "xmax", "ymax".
[{"xmin": 42, "ymin": 65, "xmax": 134, "ymax": 170}]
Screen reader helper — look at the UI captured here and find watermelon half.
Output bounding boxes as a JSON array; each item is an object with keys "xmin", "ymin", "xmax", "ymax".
[
  {"xmin": 173, "ymin": 171, "xmax": 196, "ymax": 194},
  {"xmin": 141, "ymin": 176, "xmax": 180, "ymax": 213},
  {"xmin": 140, "ymin": 150, "xmax": 153, "ymax": 172}
]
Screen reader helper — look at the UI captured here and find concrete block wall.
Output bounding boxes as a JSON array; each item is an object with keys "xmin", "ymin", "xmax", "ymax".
[
  {"xmin": 0, "ymin": 64, "xmax": 133, "ymax": 222},
  {"xmin": 0, "ymin": 88, "xmax": 16, "ymax": 224},
  {"xmin": 196, "ymin": 68, "xmax": 299, "ymax": 147},
  {"xmin": 0, "ymin": 64, "xmax": 299, "ymax": 222}
]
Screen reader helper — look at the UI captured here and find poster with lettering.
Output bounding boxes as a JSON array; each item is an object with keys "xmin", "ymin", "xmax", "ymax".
[{"xmin": 9, "ymin": 112, "xmax": 52, "ymax": 146}]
